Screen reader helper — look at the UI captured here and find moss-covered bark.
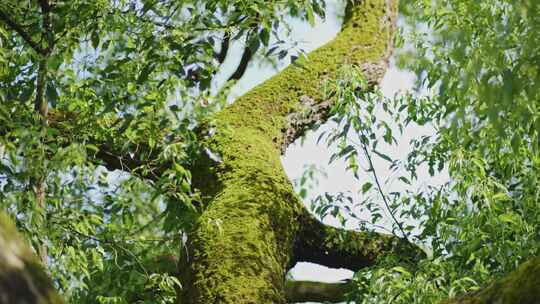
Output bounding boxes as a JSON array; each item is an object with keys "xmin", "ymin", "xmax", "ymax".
[
  {"xmin": 441, "ymin": 257, "xmax": 540, "ymax": 304},
  {"xmin": 285, "ymin": 280, "xmax": 352, "ymax": 303},
  {"xmin": 0, "ymin": 212, "xmax": 63, "ymax": 304},
  {"xmin": 293, "ymin": 213, "xmax": 425, "ymax": 271},
  {"xmin": 183, "ymin": 1, "xmax": 400, "ymax": 303}
]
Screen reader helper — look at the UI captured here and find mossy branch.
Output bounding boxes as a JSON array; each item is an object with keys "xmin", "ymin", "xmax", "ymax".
[
  {"xmin": 441, "ymin": 257, "xmax": 540, "ymax": 304},
  {"xmin": 184, "ymin": 1, "xmax": 401, "ymax": 302},
  {"xmin": 0, "ymin": 212, "xmax": 63, "ymax": 304},
  {"xmin": 285, "ymin": 280, "xmax": 352, "ymax": 303},
  {"xmin": 292, "ymin": 212, "xmax": 425, "ymax": 271}
]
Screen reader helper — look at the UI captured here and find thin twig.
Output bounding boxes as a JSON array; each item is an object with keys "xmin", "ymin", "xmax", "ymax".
[{"xmin": 360, "ymin": 133, "xmax": 409, "ymax": 242}]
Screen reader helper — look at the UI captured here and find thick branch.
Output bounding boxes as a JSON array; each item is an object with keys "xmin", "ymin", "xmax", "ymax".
[
  {"xmin": 441, "ymin": 257, "xmax": 540, "ymax": 304},
  {"xmin": 0, "ymin": 212, "xmax": 63, "ymax": 304},
  {"xmin": 184, "ymin": 1, "xmax": 402, "ymax": 301},
  {"xmin": 214, "ymin": 0, "xmax": 399, "ymax": 154},
  {"xmin": 292, "ymin": 212, "xmax": 425, "ymax": 271},
  {"xmin": 285, "ymin": 280, "xmax": 352, "ymax": 303}
]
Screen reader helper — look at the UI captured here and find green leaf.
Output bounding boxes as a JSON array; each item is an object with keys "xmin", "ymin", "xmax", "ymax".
[
  {"xmin": 306, "ymin": 6, "xmax": 315, "ymax": 26},
  {"xmin": 259, "ymin": 28, "xmax": 270, "ymax": 46},
  {"xmin": 398, "ymin": 176, "xmax": 411, "ymax": 185},
  {"xmin": 499, "ymin": 213, "xmax": 518, "ymax": 225},
  {"xmin": 372, "ymin": 149, "xmax": 392, "ymax": 163},
  {"xmin": 361, "ymin": 182, "xmax": 373, "ymax": 194}
]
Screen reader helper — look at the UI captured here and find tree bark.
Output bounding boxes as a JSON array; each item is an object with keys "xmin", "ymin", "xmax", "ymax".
[
  {"xmin": 182, "ymin": 0, "xmax": 403, "ymax": 303},
  {"xmin": 285, "ymin": 280, "xmax": 352, "ymax": 303},
  {"xmin": 441, "ymin": 257, "xmax": 540, "ymax": 304},
  {"xmin": 1, "ymin": 1, "xmax": 539, "ymax": 303},
  {"xmin": 0, "ymin": 213, "xmax": 63, "ymax": 304}
]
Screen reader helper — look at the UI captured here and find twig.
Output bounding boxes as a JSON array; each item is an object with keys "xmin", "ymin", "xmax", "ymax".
[{"xmin": 360, "ymin": 132, "xmax": 410, "ymax": 242}]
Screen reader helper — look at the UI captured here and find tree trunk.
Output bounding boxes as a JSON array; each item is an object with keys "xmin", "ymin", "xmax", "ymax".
[
  {"xmin": 181, "ymin": 0, "xmax": 405, "ymax": 302},
  {"xmin": 1, "ymin": 210, "xmax": 537, "ymax": 304},
  {"xmin": 441, "ymin": 257, "xmax": 540, "ymax": 304},
  {"xmin": 0, "ymin": 213, "xmax": 63, "ymax": 304},
  {"xmin": 2, "ymin": 1, "xmax": 539, "ymax": 303}
]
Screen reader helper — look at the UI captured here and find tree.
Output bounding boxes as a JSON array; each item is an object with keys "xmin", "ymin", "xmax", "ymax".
[{"xmin": 0, "ymin": 0, "xmax": 539, "ymax": 303}]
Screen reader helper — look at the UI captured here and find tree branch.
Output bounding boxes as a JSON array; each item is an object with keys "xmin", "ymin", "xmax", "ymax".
[
  {"xmin": 211, "ymin": 0, "xmax": 399, "ymax": 155},
  {"xmin": 292, "ymin": 212, "xmax": 425, "ymax": 272},
  {"xmin": 215, "ymin": 31, "xmax": 230, "ymax": 64},
  {"xmin": 0, "ymin": 212, "xmax": 63, "ymax": 304},
  {"xmin": 228, "ymin": 43, "xmax": 253, "ymax": 81},
  {"xmin": 38, "ymin": 0, "xmax": 54, "ymax": 54},
  {"xmin": 285, "ymin": 280, "xmax": 352, "ymax": 303},
  {"xmin": 35, "ymin": 59, "xmax": 48, "ymax": 121},
  {"xmin": 46, "ymin": 111, "xmax": 169, "ymax": 179},
  {"xmin": 360, "ymin": 133, "xmax": 408, "ymax": 240},
  {"xmin": 441, "ymin": 257, "xmax": 540, "ymax": 304},
  {"xmin": 0, "ymin": 9, "xmax": 47, "ymax": 55}
]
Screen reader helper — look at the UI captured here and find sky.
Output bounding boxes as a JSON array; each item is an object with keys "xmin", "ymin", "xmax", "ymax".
[{"xmin": 215, "ymin": 0, "xmax": 449, "ymax": 294}]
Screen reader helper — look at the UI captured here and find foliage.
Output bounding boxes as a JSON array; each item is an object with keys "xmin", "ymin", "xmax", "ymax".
[
  {"xmin": 0, "ymin": 0, "xmax": 325, "ymax": 302},
  {"xmin": 305, "ymin": 0, "xmax": 540, "ymax": 302},
  {"xmin": 1, "ymin": 0, "xmax": 539, "ymax": 303}
]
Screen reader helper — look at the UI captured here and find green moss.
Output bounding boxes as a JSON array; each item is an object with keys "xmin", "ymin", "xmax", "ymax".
[
  {"xmin": 484, "ymin": 257, "xmax": 540, "ymax": 303},
  {"xmin": 443, "ymin": 257, "xmax": 540, "ymax": 304},
  {"xmin": 0, "ymin": 212, "xmax": 64, "ymax": 304},
  {"xmin": 186, "ymin": 126, "xmax": 301, "ymax": 303},
  {"xmin": 185, "ymin": 1, "xmax": 398, "ymax": 303},
  {"xmin": 212, "ymin": 0, "xmax": 394, "ymax": 149}
]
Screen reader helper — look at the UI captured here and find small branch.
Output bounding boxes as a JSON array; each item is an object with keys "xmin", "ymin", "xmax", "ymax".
[
  {"xmin": 215, "ymin": 31, "xmax": 231, "ymax": 64},
  {"xmin": 191, "ymin": 16, "xmax": 248, "ymax": 32},
  {"xmin": 360, "ymin": 135, "xmax": 409, "ymax": 241},
  {"xmin": 285, "ymin": 280, "xmax": 352, "ymax": 303},
  {"xmin": 34, "ymin": 59, "xmax": 48, "ymax": 121},
  {"xmin": 292, "ymin": 212, "xmax": 425, "ymax": 271},
  {"xmin": 0, "ymin": 9, "xmax": 47, "ymax": 55},
  {"xmin": 46, "ymin": 111, "xmax": 168, "ymax": 179},
  {"xmin": 228, "ymin": 36, "xmax": 254, "ymax": 81}
]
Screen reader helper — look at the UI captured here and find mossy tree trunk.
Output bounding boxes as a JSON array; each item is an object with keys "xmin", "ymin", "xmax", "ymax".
[
  {"xmin": 1, "ymin": 209, "xmax": 539, "ymax": 303},
  {"xmin": 181, "ymin": 0, "xmax": 412, "ymax": 302},
  {"xmin": 0, "ymin": 213, "xmax": 63, "ymax": 304},
  {"xmin": 1, "ymin": 0, "xmax": 540, "ymax": 303}
]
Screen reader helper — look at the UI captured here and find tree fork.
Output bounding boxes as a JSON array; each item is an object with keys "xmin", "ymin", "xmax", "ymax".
[
  {"xmin": 1, "ymin": 209, "xmax": 537, "ymax": 304},
  {"xmin": 182, "ymin": 0, "xmax": 401, "ymax": 303}
]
